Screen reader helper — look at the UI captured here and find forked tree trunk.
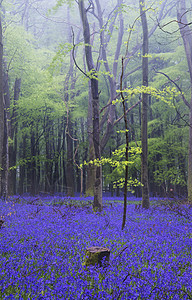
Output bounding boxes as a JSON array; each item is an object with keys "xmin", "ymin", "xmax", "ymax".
[
  {"xmin": 140, "ymin": 0, "xmax": 150, "ymax": 209},
  {"xmin": 177, "ymin": 0, "xmax": 192, "ymax": 204},
  {"xmin": 79, "ymin": 0, "xmax": 102, "ymax": 211}
]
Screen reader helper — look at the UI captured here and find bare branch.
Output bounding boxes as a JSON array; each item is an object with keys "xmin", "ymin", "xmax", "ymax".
[
  {"xmin": 114, "ymin": 99, "xmax": 142, "ymax": 126},
  {"xmin": 156, "ymin": 70, "xmax": 190, "ymax": 109},
  {"xmin": 71, "ymin": 27, "xmax": 90, "ymax": 79}
]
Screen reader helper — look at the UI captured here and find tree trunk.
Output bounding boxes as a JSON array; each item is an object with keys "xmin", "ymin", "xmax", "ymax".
[
  {"xmin": 120, "ymin": 58, "xmax": 129, "ymax": 230},
  {"xmin": 66, "ymin": 116, "xmax": 75, "ymax": 197},
  {"xmin": 65, "ymin": 7, "xmax": 76, "ymax": 197},
  {"xmin": 1, "ymin": 62, "xmax": 10, "ymax": 198},
  {"xmin": 79, "ymin": 0, "xmax": 102, "ymax": 211},
  {"xmin": 0, "ymin": 20, "xmax": 8, "ymax": 198},
  {"xmin": 140, "ymin": 0, "xmax": 150, "ymax": 209},
  {"xmin": 53, "ymin": 120, "xmax": 63, "ymax": 193},
  {"xmin": 1, "ymin": 106, "xmax": 8, "ymax": 198},
  {"xmin": 177, "ymin": 0, "xmax": 192, "ymax": 204},
  {"xmin": 9, "ymin": 78, "xmax": 21, "ymax": 195},
  {"xmin": 86, "ymin": 81, "xmax": 95, "ymax": 196},
  {"xmin": 95, "ymin": 0, "xmax": 124, "ymax": 153},
  {"xmin": 0, "ymin": 15, "xmax": 4, "ymax": 197},
  {"xmin": 80, "ymin": 118, "xmax": 87, "ymax": 195},
  {"xmin": 30, "ymin": 128, "xmax": 36, "ymax": 195},
  {"xmin": 44, "ymin": 119, "xmax": 53, "ymax": 193},
  {"xmin": 18, "ymin": 134, "xmax": 27, "ymax": 194}
]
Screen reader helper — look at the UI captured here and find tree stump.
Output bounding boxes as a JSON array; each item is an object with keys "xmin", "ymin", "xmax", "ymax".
[
  {"xmin": 84, "ymin": 246, "xmax": 110, "ymax": 267},
  {"xmin": 0, "ymin": 220, "xmax": 4, "ymax": 229}
]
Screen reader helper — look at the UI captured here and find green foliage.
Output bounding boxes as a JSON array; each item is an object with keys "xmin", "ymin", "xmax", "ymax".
[
  {"xmin": 82, "ymin": 144, "xmax": 142, "ymax": 191},
  {"xmin": 49, "ymin": 43, "xmax": 72, "ymax": 74},
  {"xmin": 114, "ymin": 85, "xmax": 181, "ymax": 106},
  {"xmin": 148, "ymin": 135, "xmax": 187, "ymax": 188},
  {"xmin": 2, "ymin": 0, "xmax": 191, "ymax": 196},
  {"xmin": 51, "ymin": 0, "xmax": 74, "ymax": 12}
]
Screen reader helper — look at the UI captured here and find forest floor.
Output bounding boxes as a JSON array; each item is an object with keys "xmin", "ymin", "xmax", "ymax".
[{"xmin": 0, "ymin": 195, "xmax": 191, "ymax": 299}]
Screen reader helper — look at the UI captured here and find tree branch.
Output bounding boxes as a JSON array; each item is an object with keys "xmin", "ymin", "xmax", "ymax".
[
  {"xmin": 114, "ymin": 99, "xmax": 142, "ymax": 126},
  {"xmin": 156, "ymin": 70, "xmax": 190, "ymax": 109}
]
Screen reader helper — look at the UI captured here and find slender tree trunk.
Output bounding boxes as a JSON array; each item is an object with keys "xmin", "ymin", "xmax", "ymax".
[
  {"xmin": 140, "ymin": 0, "xmax": 150, "ymax": 209},
  {"xmin": 18, "ymin": 134, "xmax": 27, "ymax": 194},
  {"xmin": 1, "ymin": 63, "xmax": 10, "ymax": 198},
  {"xmin": 177, "ymin": 0, "xmax": 192, "ymax": 203},
  {"xmin": 80, "ymin": 118, "xmax": 87, "ymax": 194},
  {"xmin": 66, "ymin": 115, "xmax": 75, "ymax": 196},
  {"xmin": 120, "ymin": 58, "xmax": 129, "ymax": 230},
  {"xmin": 86, "ymin": 81, "xmax": 95, "ymax": 196},
  {"xmin": 1, "ymin": 106, "xmax": 8, "ymax": 198},
  {"xmin": 0, "ymin": 15, "xmax": 4, "ymax": 197},
  {"xmin": 9, "ymin": 78, "xmax": 21, "ymax": 195},
  {"xmin": 0, "ymin": 25, "xmax": 8, "ymax": 198},
  {"xmin": 44, "ymin": 119, "xmax": 54, "ymax": 193},
  {"xmin": 61, "ymin": 122, "xmax": 67, "ymax": 193},
  {"xmin": 79, "ymin": 0, "xmax": 102, "ymax": 211},
  {"xmin": 35, "ymin": 124, "xmax": 40, "ymax": 194},
  {"xmin": 53, "ymin": 120, "xmax": 63, "ymax": 193},
  {"xmin": 65, "ymin": 7, "xmax": 76, "ymax": 197},
  {"xmin": 30, "ymin": 127, "xmax": 36, "ymax": 195}
]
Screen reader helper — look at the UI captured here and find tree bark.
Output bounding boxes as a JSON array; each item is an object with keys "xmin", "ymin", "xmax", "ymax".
[
  {"xmin": 86, "ymin": 81, "xmax": 95, "ymax": 196},
  {"xmin": 0, "ymin": 15, "xmax": 9, "ymax": 199},
  {"xmin": 177, "ymin": 0, "xmax": 192, "ymax": 203},
  {"xmin": 53, "ymin": 120, "xmax": 64, "ymax": 193},
  {"xmin": 9, "ymin": 78, "xmax": 21, "ymax": 195},
  {"xmin": 44, "ymin": 119, "xmax": 54, "ymax": 193},
  {"xmin": 0, "ymin": 15, "xmax": 4, "ymax": 197},
  {"xmin": 1, "ymin": 105, "xmax": 8, "ymax": 199},
  {"xmin": 140, "ymin": 0, "xmax": 150, "ymax": 209},
  {"xmin": 79, "ymin": 0, "xmax": 102, "ymax": 211},
  {"xmin": 95, "ymin": 0, "xmax": 124, "ymax": 153},
  {"xmin": 120, "ymin": 57, "xmax": 129, "ymax": 230},
  {"xmin": 66, "ymin": 115, "xmax": 75, "ymax": 196}
]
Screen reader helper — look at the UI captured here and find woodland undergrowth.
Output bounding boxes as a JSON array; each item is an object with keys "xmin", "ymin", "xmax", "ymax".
[{"xmin": 0, "ymin": 195, "xmax": 191, "ymax": 299}]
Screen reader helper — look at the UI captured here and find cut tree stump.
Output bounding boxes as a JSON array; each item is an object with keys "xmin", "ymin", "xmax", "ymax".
[
  {"xmin": 84, "ymin": 246, "xmax": 110, "ymax": 267},
  {"xmin": 0, "ymin": 220, "xmax": 4, "ymax": 229}
]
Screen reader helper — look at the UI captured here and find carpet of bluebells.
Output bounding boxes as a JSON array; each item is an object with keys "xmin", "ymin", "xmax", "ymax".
[{"xmin": 0, "ymin": 195, "xmax": 191, "ymax": 300}]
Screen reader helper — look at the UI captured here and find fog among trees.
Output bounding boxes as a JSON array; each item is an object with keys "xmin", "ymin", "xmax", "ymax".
[{"xmin": 0, "ymin": 0, "xmax": 192, "ymax": 209}]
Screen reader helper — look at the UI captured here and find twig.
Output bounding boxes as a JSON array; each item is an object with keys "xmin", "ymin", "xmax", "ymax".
[{"xmin": 155, "ymin": 70, "xmax": 190, "ymax": 109}]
